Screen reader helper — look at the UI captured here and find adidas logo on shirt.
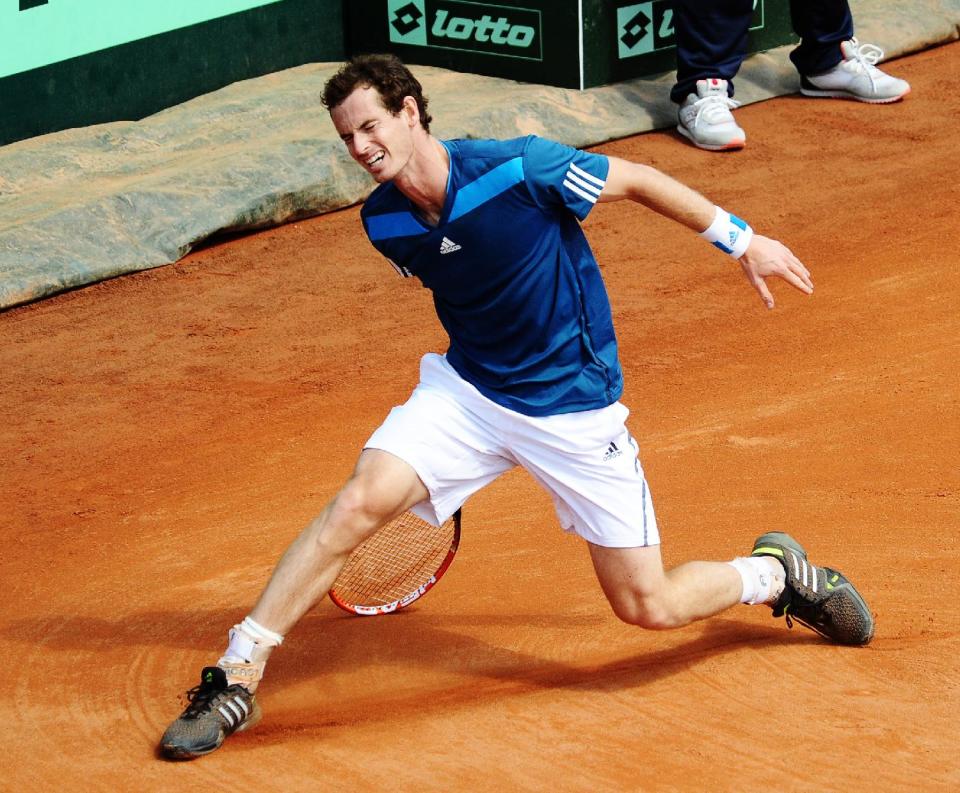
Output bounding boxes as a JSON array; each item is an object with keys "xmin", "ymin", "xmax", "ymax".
[{"xmin": 439, "ymin": 236, "xmax": 462, "ymax": 254}]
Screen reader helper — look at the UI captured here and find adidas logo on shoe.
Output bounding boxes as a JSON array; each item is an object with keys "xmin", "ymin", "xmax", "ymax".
[
  {"xmin": 159, "ymin": 666, "xmax": 262, "ymax": 760},
  {"xmin": 751, "ymin": 532, "xmax": 875, "ymax": 645},
  {"xmin": 439, "ymin": 236, "xmax": 461, "ymax": 254}
]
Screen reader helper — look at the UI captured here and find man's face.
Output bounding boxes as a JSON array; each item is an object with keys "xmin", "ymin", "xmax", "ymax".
[{"xmin": 330, "ymin": 86, "xmax": 418, "ymax": 183}]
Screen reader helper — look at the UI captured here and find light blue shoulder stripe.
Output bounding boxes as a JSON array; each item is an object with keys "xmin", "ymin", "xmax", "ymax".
[
  {"xmin": 366, "ymin": 211, "xmax": 427, "ymax": 241},
  {"xmin": 448, "ymin": 157, "xmax": 524, "ymax": 223}
]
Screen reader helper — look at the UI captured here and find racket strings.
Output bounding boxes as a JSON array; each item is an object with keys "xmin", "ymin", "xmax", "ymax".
[{"xmin": 332, "ymin": 513, "xmax": 455, "ymax": 606}]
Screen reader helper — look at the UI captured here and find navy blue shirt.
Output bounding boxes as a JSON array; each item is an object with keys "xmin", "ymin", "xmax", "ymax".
[{"xmin": 361, "ymin": 135, "xmax": 621, "ymax": 417}]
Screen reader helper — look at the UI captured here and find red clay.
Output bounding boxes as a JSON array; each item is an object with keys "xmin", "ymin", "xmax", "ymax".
[{"xmin": 2, "ymin": 43, "xmax": 958, "ymax": 791}]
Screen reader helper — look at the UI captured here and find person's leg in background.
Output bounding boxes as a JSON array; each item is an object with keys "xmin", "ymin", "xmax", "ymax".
[
  {"xmin": 791, "ymin": 0, "xmax": 910, "ymax": 103},
  {"xmin": 672, "ymin": 0, "xmax": 754, "ymax": 151},
  {"xmin": 789, "ymin": 0, "xmax": 854, "ymax": 77}
]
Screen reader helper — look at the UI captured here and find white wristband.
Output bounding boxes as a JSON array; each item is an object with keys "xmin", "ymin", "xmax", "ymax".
[{"xmin": 699, "ymin": 205, "xmax": 754, "ymax": 259}]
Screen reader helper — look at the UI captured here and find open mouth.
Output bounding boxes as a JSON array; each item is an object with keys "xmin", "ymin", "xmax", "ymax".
[{"xmin": 366, "ymin": 152, "xmax": 385, "ymax": 167}]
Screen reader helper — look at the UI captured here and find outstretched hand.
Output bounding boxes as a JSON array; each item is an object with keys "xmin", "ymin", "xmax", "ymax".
[{"xmin": 738, "ymin": 235, "xmax": 813, "ymax": 309}]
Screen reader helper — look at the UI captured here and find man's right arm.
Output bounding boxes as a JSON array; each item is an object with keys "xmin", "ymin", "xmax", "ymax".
[
  {"xmin": 598, "ymin": 156, "xmax": 716, "ymax": 232},
  {"xmin": 599, "ymin": 156, "xmax": 814, "ymax": 310}
]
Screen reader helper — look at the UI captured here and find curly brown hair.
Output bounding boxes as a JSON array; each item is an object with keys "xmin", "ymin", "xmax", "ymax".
[{"xmin": 321, "ymin": 54, "xmax": 433, "ymax": 133}]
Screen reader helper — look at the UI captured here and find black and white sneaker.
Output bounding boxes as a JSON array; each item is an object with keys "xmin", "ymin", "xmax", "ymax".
[
  {"xmin": 751, "ymin": 532, "xmax": 875, "ymax": 645},
  {"xmin": 160, "ymin": 666, "xmax": 261, "ymax": 759}
]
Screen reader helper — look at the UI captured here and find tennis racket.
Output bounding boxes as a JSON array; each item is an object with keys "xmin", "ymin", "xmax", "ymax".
[{"xmin": 329, "ymin": 508, "xmax": 461, "ymax": 616}]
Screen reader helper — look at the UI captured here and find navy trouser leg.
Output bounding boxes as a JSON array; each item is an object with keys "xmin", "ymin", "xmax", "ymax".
[
  {"xmin": 671, "ymin": 0, "xmax": 753, "ymax": 104},
  {"xmin": 788, "ymin": 0, "xmax": 855, "ymax": 76}
]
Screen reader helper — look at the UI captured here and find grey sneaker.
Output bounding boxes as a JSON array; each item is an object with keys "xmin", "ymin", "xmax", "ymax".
[
  {"xmin": 677, "ymin": 78, "xmax": 746, "ymax": 151},
  {"xmin": 801, "ymin": 38, "xmax": 910, "ymax": 103},
  {"xmin": 752, "ymin": 532, "xmax": 875, "ymax": 645},
  {"xmin": 159, "ymin": 666, "xmax": 261, "ymax": 759}
]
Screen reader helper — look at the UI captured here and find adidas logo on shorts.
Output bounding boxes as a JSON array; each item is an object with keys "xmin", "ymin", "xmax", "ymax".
[{"xmin": 603, "ymin": 441, "xmax": 623, "ymax": 462}]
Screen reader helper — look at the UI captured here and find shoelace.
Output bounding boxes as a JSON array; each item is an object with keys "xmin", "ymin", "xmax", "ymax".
[
  {"xmin": 781, "ymin": 601, "xmax": 831, "ymax": 638},
  {"xmin": 782, "ymin": 604, "xmax": 795, "ymax": 630},
  {"xmin": 845, "ymin": 39, "xmax": 885, "ymax": 91},
  {"xmin": 690, "ymin": 93, "xmax": 741, "ymax": 127},
  {"xmin": 772, "ymin": 596, "xmax": 795, "ymax": 624},
  {"xmin": 182, "ymin": 680, "xmax": 225, "ymax": 718}
]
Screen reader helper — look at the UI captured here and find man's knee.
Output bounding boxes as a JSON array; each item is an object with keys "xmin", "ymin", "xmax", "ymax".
[
  {"xmin": 313, "ymin": 480, "xmax": 394, "ymax": 555},
  {"xmin": 312, "ymin": 451, "xmax": 427, "ymax": 554},
  {"xmin": 590, "ymin": 544, "xmax": 677, "ymax": 629},
  {"xmin": 329, "ymin": 478, "xmax": 386, "ymax": 527},
  {"xmin": 605, "ymin": 587, "xmax": 677, "ymax": 630}
]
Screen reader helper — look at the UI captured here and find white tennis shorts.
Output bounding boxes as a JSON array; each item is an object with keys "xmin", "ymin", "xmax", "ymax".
[{"xmin": 365, "ymin": 353, "xmax": 659, "ymax": 548}]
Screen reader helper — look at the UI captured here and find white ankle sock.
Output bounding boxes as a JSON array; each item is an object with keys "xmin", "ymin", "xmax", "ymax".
[
  {"xmin": 218, "ymin": 616, "xmax": 285, "ymax": 692},
  {"xmin": 238, "ymin": 616, "xmax": 285, "ymax": 647},
  {"xmin": 728, "ymin": 556, "xmax": 785, "ymax": 605}
]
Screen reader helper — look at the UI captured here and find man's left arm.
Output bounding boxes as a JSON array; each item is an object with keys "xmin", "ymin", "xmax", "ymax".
[{"xmin": 600, "ymin": 155, "xmax": 813, "ymax": 310}]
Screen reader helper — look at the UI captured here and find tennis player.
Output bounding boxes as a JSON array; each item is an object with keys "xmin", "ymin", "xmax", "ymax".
[{"xmin": 160, "ymin": 54, "xmax": 874, "ymax": 760}]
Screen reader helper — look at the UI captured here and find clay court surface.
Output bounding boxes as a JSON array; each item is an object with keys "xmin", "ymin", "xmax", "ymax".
[{"xmin": 2, "ymin": 43, "xmax": 958, "ymax": 791}]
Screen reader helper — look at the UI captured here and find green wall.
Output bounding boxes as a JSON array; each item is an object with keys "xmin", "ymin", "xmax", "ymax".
[{"xmin": 0, "ymin": 0, "xmax": 345, "ymax": 146}]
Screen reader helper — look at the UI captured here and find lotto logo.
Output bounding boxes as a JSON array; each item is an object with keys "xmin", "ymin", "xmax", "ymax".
[
  {"xmin": 617, "ymin": 2, "xmax": 673, "ymax": 58},
  {"xmin": 391, "ymin": 1, "xmax": 424, "ymax": 37},
  {"xmin": 388, "ymin": 0, "xmax": 543, "ymax": 61}
]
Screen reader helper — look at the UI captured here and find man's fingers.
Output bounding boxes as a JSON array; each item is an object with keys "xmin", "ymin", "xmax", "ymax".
[
  {"xmin": 787, "ymin": 255, "xmax": 814, "ymax": 291},
  {"xmin": 738, "ymin": 238, "xmax": 812, "ymax": 308},
  {"xmin": 752, "ymin": 274, "xmax": 775, "ymax": 309},
  {"xmin": 782, "ymin": 263, "xmax": 814, "ymax": 294}
]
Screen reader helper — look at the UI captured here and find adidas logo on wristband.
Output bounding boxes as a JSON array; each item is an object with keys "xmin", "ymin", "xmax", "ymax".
[{"xmin": 700, "ymin": 205, "xmax": 753, "ymax": 259}]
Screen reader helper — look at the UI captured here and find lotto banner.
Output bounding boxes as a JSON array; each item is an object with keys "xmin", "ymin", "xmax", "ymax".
[
  {"xmin": 348, "ymin": 0, "xmax": 795, "ymax": 89},
  {"xmin": 350, "ymin": 0, "xmax": 582, "ymax": 88},
  {"xmin": 1, "ymin": 0, "xmax": 283, "ymax": 79},
  {"xmin": 387, "ymin": 0, "xmax": 544, "ymax": 60}
]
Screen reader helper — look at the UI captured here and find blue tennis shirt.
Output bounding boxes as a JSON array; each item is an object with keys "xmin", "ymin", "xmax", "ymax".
[{"xmin": 361, "ymin": 135, "xmax": 622, "ymax": 417}]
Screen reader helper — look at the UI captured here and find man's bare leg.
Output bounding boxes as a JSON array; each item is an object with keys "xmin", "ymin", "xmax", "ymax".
[
  {"xmin": 160, "ymin": 449, "xmax": 429, "ymax": 759},
  {"xmin": 214, "ymin": 448, "xmax": 430, "ymax": 689},
  {"xmin": 248, "ymin": 448, "xmax": 429, "ymax": 636},
  {"xmin": 589, "ymin": 543, "xmax": 783, "ymax": 629}
]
